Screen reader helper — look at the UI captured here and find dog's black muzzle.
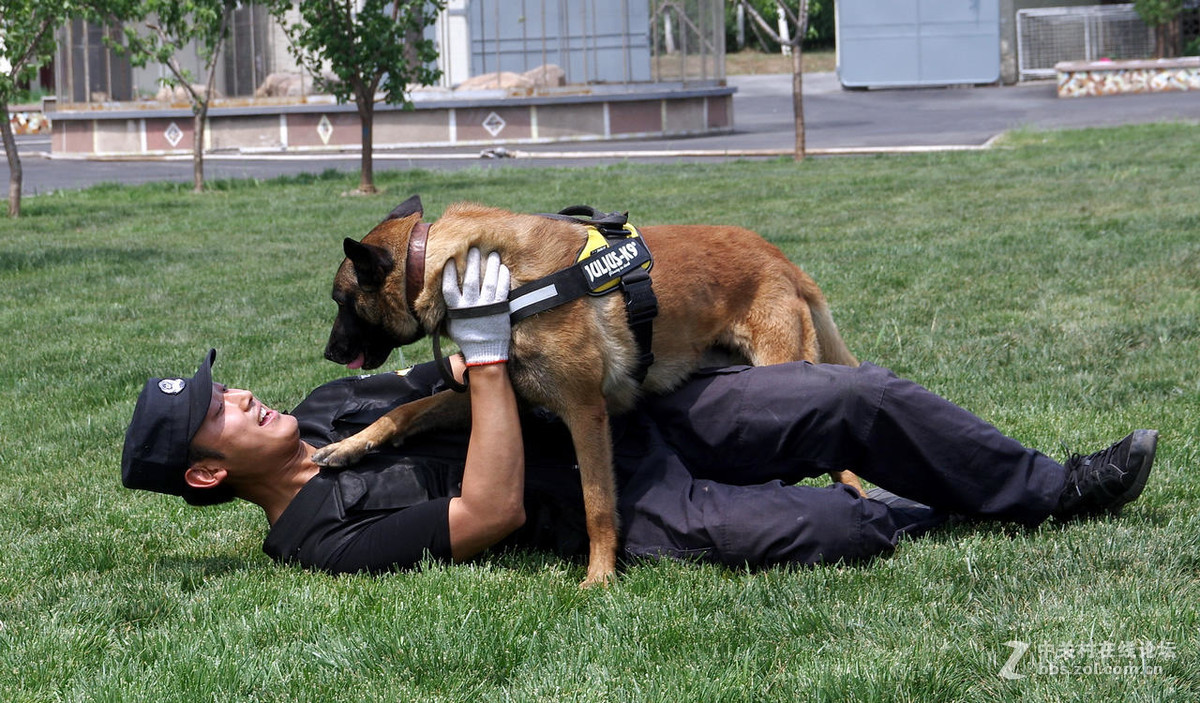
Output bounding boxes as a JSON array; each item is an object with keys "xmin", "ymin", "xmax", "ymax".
[{"xmin": 325, "ymin": 308, "xmax": 412, "ymax": 370}]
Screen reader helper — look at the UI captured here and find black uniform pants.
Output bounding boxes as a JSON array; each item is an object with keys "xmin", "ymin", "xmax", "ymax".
[{"xmin": 612, "ymin": 362, "xmax": 1068, "ymax": 567}]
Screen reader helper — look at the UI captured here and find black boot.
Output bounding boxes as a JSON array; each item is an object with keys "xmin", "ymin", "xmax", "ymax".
[{"xmin": 1053, "ymin": 430, "xmax": 1158, "ymax": 520}]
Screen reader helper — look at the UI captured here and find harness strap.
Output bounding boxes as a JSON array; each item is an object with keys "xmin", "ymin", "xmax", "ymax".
[
  {"xmin": 508, "ymin": 264, "xmax": 593, "ymax": 321},
  {"xmin": 430, "ymin": 206, "xmax": 660, "ymax": 391},
  {"xmin": 507, "ymin": 229, "xmax": 654, "ymax": 322},
  {"xmin": 555, "ymin": 205, "xmax": 631, "ymax": 235},
  {"xmin": 447, "ymin": 300, "xmax": 510, "ymax": 320},
  {"xmin": 617, "ymin": 267, "xmax": 658, "ymax": 383},
  {"xmin": 510, "ymin": 206, "xmax": 659, "ymax": 384}
]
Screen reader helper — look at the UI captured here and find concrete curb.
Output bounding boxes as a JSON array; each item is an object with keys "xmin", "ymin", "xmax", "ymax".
[{"xmin": 22, "ymin": 133, "xmax": 1007, "ymax": 163}]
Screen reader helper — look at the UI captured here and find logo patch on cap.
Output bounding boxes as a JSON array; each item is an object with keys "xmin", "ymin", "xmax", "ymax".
[{"xmin": 158, "ymin": 378, "xmax": 186, "ymax": 395}]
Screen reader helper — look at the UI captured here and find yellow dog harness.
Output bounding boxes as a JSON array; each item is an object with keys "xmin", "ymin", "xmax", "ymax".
[{"xmin": 506, "ymin": 206, "xmax": 658, "ymax": 383}]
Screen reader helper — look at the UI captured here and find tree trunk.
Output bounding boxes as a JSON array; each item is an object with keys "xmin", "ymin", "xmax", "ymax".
[
  {"xmin": 193, "ymin": 107, "xmax": 206, "ymax": 193},
  {"xmin": 358, "ymin": 98, "xmax": 377, "ymax": 194},
  {"xmin": 1166, "ymin": 17, "xmax": 1181, "ymax": 58},
  {"xmin": 1, "ymin": 101, "xmax": 22, "ymax": 217},
  {"xmin": 791, "ymin": 44, "xmax": 805, "ymax": 162},
  {"xmin": 1152, "ymin": 19, "xmax": 1181, "ymax": 59}
]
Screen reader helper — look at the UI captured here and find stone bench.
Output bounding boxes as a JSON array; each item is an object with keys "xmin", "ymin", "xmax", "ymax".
[{"xmin": 1056, "ymin": 57, "xmax": 1200, "ymax": 98}]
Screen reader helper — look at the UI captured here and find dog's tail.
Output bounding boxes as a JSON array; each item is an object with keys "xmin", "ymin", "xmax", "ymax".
[{"xmin": 811, "ymin": 301, "xmax": 859, "ymax": 367}]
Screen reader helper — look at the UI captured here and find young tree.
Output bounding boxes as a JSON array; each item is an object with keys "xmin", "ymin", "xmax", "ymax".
[
  {"xmin": 273, "ymin": 0, "xmax": 443, "ymax": 194},
  {"xmin": 1, "ymin": 0, "xmax": 76, "ymax": 217},
  {"xmin": 117, "ymin": 0, "xmax": 236, "ymax": 192},
  {"xmin": 732, "ymin": 0, "xmax": 811, "ymax": 161},
  {"xmin": 1134, "ymin": 0, "xmax": 1184, "ymax": 58}
]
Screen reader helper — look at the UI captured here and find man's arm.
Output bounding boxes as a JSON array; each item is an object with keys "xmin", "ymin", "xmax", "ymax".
[
  {"xmin": 446, "ymin": 360, "xmax": 525, "ymax": 561},
  {"xmin": 441, "ymin": 249, "xmax": 523, "ymax": 562},
  {"xmin": 281, "ymin": 356, "xmax": 524, "ymax": 574}
]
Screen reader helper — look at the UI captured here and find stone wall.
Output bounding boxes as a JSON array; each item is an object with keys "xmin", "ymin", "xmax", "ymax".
[
  {"xmin": 1056, "ymin": 57, "xmax": 1200, "ymax": 97},
  {"xmin": 48, "ymin": 87, "xmax": 735, "ymax": 157}
]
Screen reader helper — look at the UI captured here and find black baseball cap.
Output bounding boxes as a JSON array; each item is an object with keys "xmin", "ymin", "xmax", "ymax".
[{"xmin": 121, "ymin": 349, "xmax": 233, "ymax": 506}]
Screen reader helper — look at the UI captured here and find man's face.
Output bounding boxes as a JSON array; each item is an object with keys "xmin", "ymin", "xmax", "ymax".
[{"xmin": 190, "ymin": 383, "xmax": 300, "ymax": 475}]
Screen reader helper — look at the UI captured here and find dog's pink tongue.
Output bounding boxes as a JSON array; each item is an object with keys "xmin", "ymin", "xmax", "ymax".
[{"xmin": 347, "ymin": 354, "xmax": 365, "ymax": 370}]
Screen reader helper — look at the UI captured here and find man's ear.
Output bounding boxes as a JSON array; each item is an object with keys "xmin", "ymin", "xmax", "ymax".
[{"xmin": 184, "ymin": 462, "xmax": 229, "ymax": 490}]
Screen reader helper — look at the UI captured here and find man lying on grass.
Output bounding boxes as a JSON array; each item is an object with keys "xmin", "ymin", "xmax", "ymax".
[{"xmin": 122, "ymin": 250, "xmax": 1158, "ymax": 575}]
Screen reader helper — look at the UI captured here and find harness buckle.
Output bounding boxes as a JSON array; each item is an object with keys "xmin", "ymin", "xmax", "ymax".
[
  {"xmin": 620, "ymin": 269, "xmax": 658, "ymax": 324},
  {"xmin": 517, "ymin": 206, "xmax": 660, "ymax": 384}
]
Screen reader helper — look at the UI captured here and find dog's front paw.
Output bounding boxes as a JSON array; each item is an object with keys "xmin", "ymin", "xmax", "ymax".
[
  {"xmin": 579, "ymin": 565, "xmax": 617, "ymax": 589},
  {"xmin": 312, "ymin": 438, "xmax": 372, "ymax": 467}
]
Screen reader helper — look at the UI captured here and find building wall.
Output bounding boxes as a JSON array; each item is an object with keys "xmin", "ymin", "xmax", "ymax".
[{"xmin": 50, "ymin": 88, "xmax": 734, "ymax": 156}]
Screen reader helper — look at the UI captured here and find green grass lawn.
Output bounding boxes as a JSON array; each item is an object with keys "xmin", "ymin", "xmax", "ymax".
[{"xmin": 1, "ymin": 123, "xmax": 1197, "ymax": 701}]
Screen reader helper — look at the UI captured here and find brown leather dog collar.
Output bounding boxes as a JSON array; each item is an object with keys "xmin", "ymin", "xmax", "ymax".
[{"xmin": 406, "ymin": 222, "xmax": 430, "ymax": 314}]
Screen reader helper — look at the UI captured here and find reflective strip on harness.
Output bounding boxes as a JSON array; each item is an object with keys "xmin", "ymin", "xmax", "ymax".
[
  {"xmin": 506, "ymin": 213, "xmax": 659, "ymax": 384},
  {"xmin": 509, "ymin": 283, "xmax": 560, "ymax": 316},
  {"xmin": 507, "ymin": 225, "xmax": 653, "ymax": 323}
]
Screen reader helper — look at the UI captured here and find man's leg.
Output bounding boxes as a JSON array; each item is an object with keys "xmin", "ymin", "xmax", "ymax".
[
  {"xmin": 641, "ymin": 362, "xmax": 1066, "ymax": 526},
  {"xmin": 616, "ymin": 445, "xmax": 931, "ymax": 567}
]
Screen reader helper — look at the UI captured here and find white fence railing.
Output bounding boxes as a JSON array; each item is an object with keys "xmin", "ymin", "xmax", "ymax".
[{"xmin": 1016, "ymin": 4, "xmax": 1154, "ymax": 81}]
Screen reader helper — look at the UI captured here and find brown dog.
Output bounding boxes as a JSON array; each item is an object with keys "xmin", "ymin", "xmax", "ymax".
[{"xmin": 318, "ymin": 195, "xmax": 862, "ymax": 587}]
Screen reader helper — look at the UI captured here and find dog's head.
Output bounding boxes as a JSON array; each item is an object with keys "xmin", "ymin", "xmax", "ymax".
[{"xmin": 325, "ymin": 195, "xmax": 429, "ymax": 370}]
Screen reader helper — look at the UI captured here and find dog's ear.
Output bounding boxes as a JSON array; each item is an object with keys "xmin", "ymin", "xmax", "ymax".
[
  {"xmin": 385, "ymin": 195, "xmax": 423, "ymax": 222},
  {"xmin": 343, "ymin": 238, "xmax": 394, "ymax": 291}
]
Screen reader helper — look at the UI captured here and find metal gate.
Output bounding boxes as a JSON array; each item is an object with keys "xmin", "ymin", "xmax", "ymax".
[
  {"xmin": 454, "ymin": 0, "xmax": 723, "ymax": 87},
  {"xmin": 1016, "ymin": 4, "xmax": 1154, "ymax": 81}
]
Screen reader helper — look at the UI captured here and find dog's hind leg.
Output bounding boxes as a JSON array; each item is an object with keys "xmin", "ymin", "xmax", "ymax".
[
  {"xmin": 801, "ymin": 302, "xmax": 867, "ymax": 496},
  {"xmin": 729, "ymin": 301, "xmax": 869, "ymax": 498},
  {"xmin": 558, "ymin": 397, "xmax": 620, "ymax": 588},
  {"xmin": 827, "ymin": 471, "xmax": 867, "ymax": 497},
  {"xmin": 731, "ymin": 298, "xmax": 818, "ymax": 366}
]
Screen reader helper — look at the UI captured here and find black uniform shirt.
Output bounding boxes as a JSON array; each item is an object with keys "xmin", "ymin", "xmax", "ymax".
[{"xmin": 262, "ymin": 363, "xmax": 587, "ymax": 574}]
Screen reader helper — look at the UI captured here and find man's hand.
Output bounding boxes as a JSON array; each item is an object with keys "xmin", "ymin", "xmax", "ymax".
[{"xmin": 442, "ymin": 248, "xmax": 512, "ymax": 367}]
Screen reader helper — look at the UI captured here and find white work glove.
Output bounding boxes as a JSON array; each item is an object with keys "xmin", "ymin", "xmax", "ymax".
[{"xmin": 442, "ymin": 247, "xmax": 512, "ymax": 366}]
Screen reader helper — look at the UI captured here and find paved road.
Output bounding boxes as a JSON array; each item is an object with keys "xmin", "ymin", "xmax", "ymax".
[{"xmin": 4, "ymin": 72, "xmax": 1198, "ymax": 194}]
